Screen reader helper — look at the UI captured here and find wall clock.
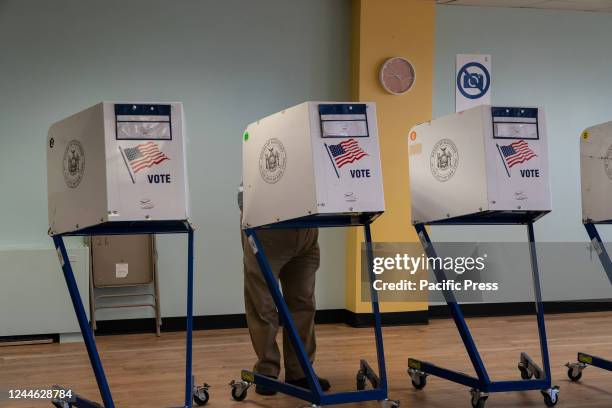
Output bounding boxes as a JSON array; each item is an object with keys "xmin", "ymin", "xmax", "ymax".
[{"xmin": 379, "ymin": 57, "xmax": 416, "ymax": 95}]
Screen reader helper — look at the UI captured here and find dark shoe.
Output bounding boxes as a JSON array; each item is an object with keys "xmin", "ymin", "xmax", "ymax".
[
  {"xmin": 255, "ymin": 375, "xmax": 278, "ymax": 396},
  {"xmin": 286, "ymin": 377, "xmax": 331, "ymax": 392}
]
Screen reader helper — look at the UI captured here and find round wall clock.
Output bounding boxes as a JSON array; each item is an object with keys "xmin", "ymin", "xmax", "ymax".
[{"xmin": 379, "ymin": 57, "xmax": 416, "ymax": 95}]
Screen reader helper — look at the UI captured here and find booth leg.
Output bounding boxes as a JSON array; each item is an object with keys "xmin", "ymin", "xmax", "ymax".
[
  {"xmin": 525, "ymin": 222, "xmax": 553, "ymax": 385},
  {"xmin": 409, "ymin": 223, "xmax": 560, "ymax": 407},
  {"xmin": 413, "ymin": 224, "xmax": 490, "ymax": 385},
  {"xmin": 561, "ymin": 224, "xmax": 612, "ymax": 385},
  {"xmin": 584, "ymin": 222, "xmax": 612, "ymax": 285},
  {"xmin": 52, "ymin": 235, "xmax": 115, "ymax": 408},
  {"xmin": 184, "ymin": 227, "xmax": 195, "ymax": 408},
  {"xmin": 185, "ymin": 226, "xmax": 210, "ymax": 407},
  {"xmin": 526, "ymin": 222, "xmax": 560, "ymax": 407},
  {"xmin": 362, "ymin": 223, "xmax": 389, "ymax": 395}
]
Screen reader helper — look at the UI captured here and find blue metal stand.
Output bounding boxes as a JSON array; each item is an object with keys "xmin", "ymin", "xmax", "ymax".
[
  {"xmin": 50, "ymin": 221, "xmax": 207, "ymax": 408},
  {"xmin": 408, "ymin": 217, "xmax": 559, "ymax": 407},
  {"xmin": 230, "ymin": 214, "xmax": 397, "ymax": 407},
  {"xmin": 566, "ymin": 222, "xmax": 612, "ymax": 381}
]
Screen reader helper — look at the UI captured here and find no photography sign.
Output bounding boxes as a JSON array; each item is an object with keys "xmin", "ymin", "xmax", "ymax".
[{"xmin": 456, "ymin": 54, "xmax": 491, "ymax": 112}]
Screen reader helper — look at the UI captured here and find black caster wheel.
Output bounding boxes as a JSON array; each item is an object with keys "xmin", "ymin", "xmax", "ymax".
[
  {"xmin": 541, "ymin": 388, "xmax": 559, "ymax": 407},
  {"xmin": 193, "ymin": 389, "xmax": 209, "ymax": 406},
  {"xmin": 567, "ymin": 367, "xmax": 582, "ymax": 382},
  {"xmin": 411, "ymin": 373, "xmax": 427, "ymax": 390},
  {"xmin": 356, "ymin": 370, "xmax": 366, "ymax": 390},
  {"xmin": 231, "ymin": 386, "xmax": 248, "ymax": 401},
  {"xmin": 543, "ymin": 393, "xmax": 558, "ymax": 406}
]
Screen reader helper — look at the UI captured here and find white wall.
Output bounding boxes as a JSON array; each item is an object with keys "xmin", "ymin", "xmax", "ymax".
[
  {"xmin": 432, "ymin": 5, "xmax": 612, "ymax": 301},
  {"xmin": 0, "ymin": 0, "xmax": 350, "ymax": 327}
]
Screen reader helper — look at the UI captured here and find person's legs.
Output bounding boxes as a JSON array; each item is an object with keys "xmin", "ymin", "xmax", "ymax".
[
  {"xmin": 278, "ymin": 228, "xmax": 322, "ymax": 385},
  {"xmin": 242, "ymin": 228, "xmax": 297, "ymax": 382}
]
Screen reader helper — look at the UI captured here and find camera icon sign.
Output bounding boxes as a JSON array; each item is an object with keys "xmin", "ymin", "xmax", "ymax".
[{"xmin": 457, "ymin": 62, "xmax": 490, "ymax": 100}]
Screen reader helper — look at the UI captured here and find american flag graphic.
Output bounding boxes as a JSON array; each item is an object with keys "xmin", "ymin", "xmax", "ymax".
[
  {"xmin": 327, "ymin": 139, "xmax": 368, "ymax": 168},
  {"xmin": 123, "ymin": 142, "xmax": 170, "ymax": 173},
  {"xmin": 499, "ymin": 140, "xmax": 537, "ymax": 168}
]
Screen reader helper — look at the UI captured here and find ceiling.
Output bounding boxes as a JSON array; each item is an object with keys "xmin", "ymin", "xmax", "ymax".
[{"xmin": 436, "ymin": 0, "xmax": 612, "ymax": 12}]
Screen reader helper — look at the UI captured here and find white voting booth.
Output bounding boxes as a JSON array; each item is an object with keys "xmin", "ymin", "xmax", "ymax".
[
  {"xmin": 47, "ymin": 102, "xmax": 189, "ymax": 234},
  {"xmin": 409, "ymin": 105, "xmax": 551, "ymax": 224},
  {"xmin": 580, "ymin": 121, "xmax": 612, "ymax": 223},
  {"xmin": 567, "ymin": 123, "xmax": 612, "ymax": 383},
  {"xmin": 405, "ymin": 105, "xmax": 559, "ymax": 407},
  {"xmin": 46, "ymin": 102, "xmax": 207, "ymax": 408},
  {"xmin": 232, "ymin": 102, "xmax": 394, "ymax": 407},
  {"xmin": 242, "ymin": 101, "xmax": 385, "ymax": 228}
]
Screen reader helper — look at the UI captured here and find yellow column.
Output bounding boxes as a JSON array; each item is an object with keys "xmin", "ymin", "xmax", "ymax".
[{"xmin": 346, "ymin": 0, "xmax": 435, "ymax": 314}]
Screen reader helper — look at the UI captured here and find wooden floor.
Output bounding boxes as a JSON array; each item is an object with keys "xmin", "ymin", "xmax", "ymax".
[{"xmin": 1, "ymin": 312, "xmax": 611, "ymax": 408}]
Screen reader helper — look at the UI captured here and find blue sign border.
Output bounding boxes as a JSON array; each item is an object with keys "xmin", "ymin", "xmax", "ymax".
[{"xmin": 457, "ymin": 62, "xmax": 491, "ymax": 100}]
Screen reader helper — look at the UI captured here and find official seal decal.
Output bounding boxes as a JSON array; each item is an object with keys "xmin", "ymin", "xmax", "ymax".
[
  {"xmin": 63, "ymin": 140, "xmax": 85, "ymax": 188},
  {"xmin": 259, "ymin": 138, "xmax": 287, "ymax": 184},
  {"xmin": 430, "ymin": 139, "xmax": 458, "ymax": 182},
  {"xmin": 604, "ymin": 144, "xmax": 612, "ymax": 181}
]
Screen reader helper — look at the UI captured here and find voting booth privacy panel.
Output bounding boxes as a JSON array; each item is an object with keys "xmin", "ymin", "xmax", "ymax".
[
  {"xmin": 242, "ymin": 101, "xmax": 384, "ymax": 228},
  {"xmin": 48, "ymin": 102, "xmax": 189, "ymax": 235},
  {"xmin": 409, "ymin": 105, "xmax": 551, "ymax": 224},
  {"xmin": 581, "ymin": 121, "xmax": 612, "ymax": 223},
  {"xmin": 46, "ymin": 102, "xmax": 207, "ymax": 408}
]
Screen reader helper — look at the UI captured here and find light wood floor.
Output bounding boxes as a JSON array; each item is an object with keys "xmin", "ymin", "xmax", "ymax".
[{"xmin": 1, "ymin": 312, "xmax": 611, "ymax": 408}]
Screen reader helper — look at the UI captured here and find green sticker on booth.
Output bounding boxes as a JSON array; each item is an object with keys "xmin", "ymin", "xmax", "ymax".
[{"xmin": 243, "ymin": 131, "xmax": 249, "ymax": 141}]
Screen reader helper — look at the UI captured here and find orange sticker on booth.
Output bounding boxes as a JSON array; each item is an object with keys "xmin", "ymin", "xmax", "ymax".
[{"xmin": 410, "ymin": 131, "xmax": 417, "ymax": 141}]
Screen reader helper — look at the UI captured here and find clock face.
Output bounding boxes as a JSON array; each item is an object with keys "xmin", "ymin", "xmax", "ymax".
[{"xmin": 380, "ymin": 57, "xmax": 416, "ymax": 95}]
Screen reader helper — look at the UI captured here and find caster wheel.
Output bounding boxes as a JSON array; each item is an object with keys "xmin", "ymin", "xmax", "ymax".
[
  {"xmin": 231, "ymin": 386, "xmax": 247, "ymax": 401},
  {"xmin": 567, "ymin": 367, "xmax": 582, "ymax": 382},
  {"xmin": 541, "ymin": 388, "xmax": 559, "ymax": 407},
  {"xmin": 193, "ymin": 389, "xmax": 209, "ymax": 406},
  {"xmin": 356, "ymin": 370, "xmax": 366, "ymax": 390},
  {"xmin": 411, "ymin": 373, "xmax": 427, "ymax": 390}
]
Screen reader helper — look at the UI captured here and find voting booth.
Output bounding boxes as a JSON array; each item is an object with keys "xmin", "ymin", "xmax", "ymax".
[
  {"xmin": 46, "ymin": 102, "xmax": 208, "ymax": 408},
  {"xmin": 580, "ymin": 121, "xmax": 612, "ymax": 223},
  {"xmin": 232, "ymin": 102, "xmax": 395, "ymax": 408},
  {"xmin": 406, "ymin": 106, "xmax": 559, "ymax": 407},
  {"xmin": 567, "ymin": 121, "xmax": 612, "ymax": 381},
  {"xmin": 242, "ymin": 101, "xmax": 384, "ymax": 228},
  {"xmin": 409, "ymin": 105, "xmax": 551, "ymax": 224},
  {"xmin": 47, "ymin": 102, "xmax": 189, "ymax": 235}
]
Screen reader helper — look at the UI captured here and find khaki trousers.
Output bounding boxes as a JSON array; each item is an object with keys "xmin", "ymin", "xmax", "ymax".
[{"xmin": 242, "ymin": 227, "xmax": 319, "ymax": 381}]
